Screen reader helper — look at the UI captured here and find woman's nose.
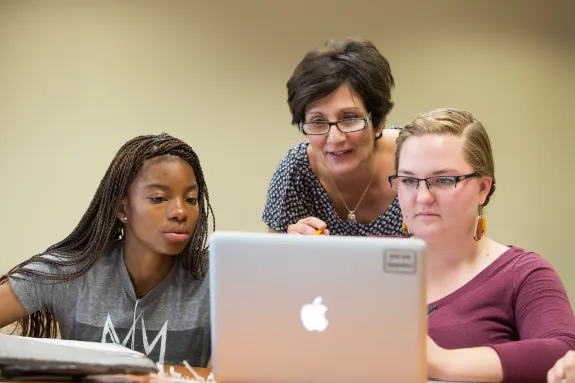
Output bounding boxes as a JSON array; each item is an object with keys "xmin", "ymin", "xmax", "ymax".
[{"xmin": 168, "ymin": 199, "xmax": 187, "ymax": 221}]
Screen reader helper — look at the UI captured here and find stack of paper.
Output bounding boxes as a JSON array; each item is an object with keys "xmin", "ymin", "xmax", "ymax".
[{"xmin": 0, "ymin": 334, "xmax": 157, "ymax": 380}]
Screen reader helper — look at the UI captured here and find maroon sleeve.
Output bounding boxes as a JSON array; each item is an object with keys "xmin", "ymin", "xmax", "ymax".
[{"xmin": 490, "ymin": 253, "xmax": 575, "ymax": 383}]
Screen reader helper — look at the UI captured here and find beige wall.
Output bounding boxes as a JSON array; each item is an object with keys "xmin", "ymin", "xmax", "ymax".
[{"xmin": 1, "ymin": 1, "xmax": 574, "ymax": 300}]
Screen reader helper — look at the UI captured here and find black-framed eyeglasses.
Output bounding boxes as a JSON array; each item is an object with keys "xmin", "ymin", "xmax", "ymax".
[
  {"xmin": 388, "ymin": 172, "xmax": 480, "ymax": 192},
  {"xmin": 299, "ymin": 113, "xmax": 371, "ymax": 135}
]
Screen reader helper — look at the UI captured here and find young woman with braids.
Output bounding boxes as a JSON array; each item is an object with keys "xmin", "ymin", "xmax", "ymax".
[{"xmin": 0, "ymin": 133, "xmax": 214, "ymax": 367}]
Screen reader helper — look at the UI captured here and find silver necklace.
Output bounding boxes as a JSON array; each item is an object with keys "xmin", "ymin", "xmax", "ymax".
[{"xmin": 329, "ymin": 162, "xmax": 376, "ymax": 223}]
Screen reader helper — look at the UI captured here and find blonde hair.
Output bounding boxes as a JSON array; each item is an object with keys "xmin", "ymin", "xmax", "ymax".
[{"xmin": 395, "ymin": 108, "xmax": 496, "ymax": 206}]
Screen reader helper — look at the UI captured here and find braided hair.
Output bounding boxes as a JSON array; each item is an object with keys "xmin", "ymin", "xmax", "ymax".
[{"xmin": 0, "ymin": 133, "xmax": 215, "ymax": 338}]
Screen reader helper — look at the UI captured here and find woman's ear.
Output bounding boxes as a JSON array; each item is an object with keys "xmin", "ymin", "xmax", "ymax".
[
  {"xmin": 378, "ymin": 114, "xmax": 388, "ymax": 130},
  {"xmin": 374, "ymin": 115, "xmax": 388, "ymax": 139},
  {"xmin": 478, "ymin": 176, "xmax": 493, "ymax": 206},
  {"xmin": 117, "ymin": 197, "xmax": 128, "ymax": 222}
]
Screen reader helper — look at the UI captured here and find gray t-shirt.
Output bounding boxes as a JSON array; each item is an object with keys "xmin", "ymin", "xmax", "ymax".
[{"xmin": 9, "ymin": 239, "xmax": 210, "ymax": 366}]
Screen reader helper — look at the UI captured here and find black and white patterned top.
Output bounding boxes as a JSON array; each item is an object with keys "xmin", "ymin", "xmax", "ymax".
[{"xmin": 262, "ymin": 139, "xmax": 404, "ymax": 236}]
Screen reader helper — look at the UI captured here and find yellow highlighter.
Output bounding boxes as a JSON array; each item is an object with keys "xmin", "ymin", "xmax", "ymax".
[{"xmin": 315, "ymin": 229, "xmax": 324, "ymax": 235}]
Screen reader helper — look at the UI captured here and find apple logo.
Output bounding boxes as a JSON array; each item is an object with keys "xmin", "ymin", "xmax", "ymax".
[{"xmin": 300, "ymin": 296, "xmax": 329, "ymax": 332}]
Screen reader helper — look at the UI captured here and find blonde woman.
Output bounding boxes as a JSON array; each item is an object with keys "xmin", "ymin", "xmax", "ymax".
[{"xmin": 390, "ymin": 108, "xmax": 575, "ymax": 382}]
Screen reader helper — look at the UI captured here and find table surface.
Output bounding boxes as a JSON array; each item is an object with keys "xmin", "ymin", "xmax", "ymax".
[{"xmin": 2, "ymin": 364, "xmax": 475, "ymax": 383}]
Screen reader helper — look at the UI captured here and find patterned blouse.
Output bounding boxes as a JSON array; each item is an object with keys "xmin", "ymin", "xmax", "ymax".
[{"xmin": 262, "ymin": 136, "xmax": 404, "ymax": 236}]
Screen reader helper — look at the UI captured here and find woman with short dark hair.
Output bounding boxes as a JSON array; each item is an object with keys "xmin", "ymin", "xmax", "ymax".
[{"xmin": 262, "ymin": 36, "xmax": 404, "ymax": 236}]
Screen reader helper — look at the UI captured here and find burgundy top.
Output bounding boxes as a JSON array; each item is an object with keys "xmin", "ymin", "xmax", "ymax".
[{"xmin": 428, "ymin": 246, "xmax": 575, "ymax": 383}]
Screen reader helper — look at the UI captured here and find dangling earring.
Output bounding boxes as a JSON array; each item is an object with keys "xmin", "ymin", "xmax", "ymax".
[
  {"xmin": 402, "ymin": 220, "xmax": 412, "ymax": 238},
  {"xmin": 119, "ymin": 216, "xmax": 127, "ymax": 239},
  {"xmin": 474, "ymin": 205, "xmax": 486, "ymax": 241}
]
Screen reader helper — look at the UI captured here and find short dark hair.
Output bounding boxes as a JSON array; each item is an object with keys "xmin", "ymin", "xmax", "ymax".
[{"xmin": 287, "ymin": 36, "xmax": 395, "ymax": 131}]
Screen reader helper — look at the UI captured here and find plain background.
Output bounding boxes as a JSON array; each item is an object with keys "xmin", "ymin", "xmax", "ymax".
[{"xmin": 1, "ymin": 0, "xmax": 574, "ymax": 302}]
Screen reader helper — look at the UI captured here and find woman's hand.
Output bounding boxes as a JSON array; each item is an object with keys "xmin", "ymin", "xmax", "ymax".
[
  {"xmin": 548, "ymin": 350, "xmax": 575, "ymax": 383},
  {"xmin": 287, "ymin": 217, "xmax": 330, "ymax": 235}
]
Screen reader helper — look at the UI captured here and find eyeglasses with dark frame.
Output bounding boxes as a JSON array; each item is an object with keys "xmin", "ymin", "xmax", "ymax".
[
  {"xmin": 388, "ymin": 172, "xmax": 480, "ymax": 192},
  {"xmin": 299, "ymin": 113, "xmax": 372, "ymax": 135}
]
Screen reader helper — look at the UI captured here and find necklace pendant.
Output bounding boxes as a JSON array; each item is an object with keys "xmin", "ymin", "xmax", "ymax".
[{"xmin": 347, "ymin": 213, "xmax": 356, "ymax": 222}]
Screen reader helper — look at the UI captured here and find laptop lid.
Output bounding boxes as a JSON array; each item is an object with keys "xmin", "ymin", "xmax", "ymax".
[{"xmin": 209, "ymin": 231, "xmax": 427, "ymax": 383}]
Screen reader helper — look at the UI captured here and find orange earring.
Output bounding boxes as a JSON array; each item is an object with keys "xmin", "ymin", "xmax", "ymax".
[
  {"xmin": 474, "ymin": 206, "xmax": 486, "ymax": 241},
  {"xmin": 402, "ymin": 220, "xmax": 412, "ymax": 237}
]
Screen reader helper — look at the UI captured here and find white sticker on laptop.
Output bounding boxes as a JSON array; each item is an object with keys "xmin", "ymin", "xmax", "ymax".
[{"xmin": 384, "ymin": 250, "xmax": 417, "ymax": 274}]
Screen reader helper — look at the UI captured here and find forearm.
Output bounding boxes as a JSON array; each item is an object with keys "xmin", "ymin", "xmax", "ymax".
[
  {"xmin": 431, "ymin": 346, "xmax": 503, "ymax": 383},
  {"xmin": 492, "ymin": 338, "xmax": 573, "ymax": 383}
]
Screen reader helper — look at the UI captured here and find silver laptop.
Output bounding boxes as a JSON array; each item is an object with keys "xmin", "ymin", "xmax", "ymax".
[{"xmin": 209, "ymin": 231, "xmax": 427, "ymax": 383}]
